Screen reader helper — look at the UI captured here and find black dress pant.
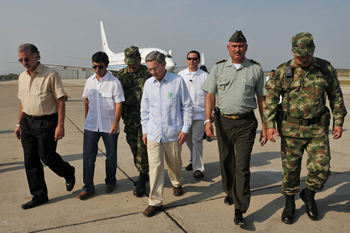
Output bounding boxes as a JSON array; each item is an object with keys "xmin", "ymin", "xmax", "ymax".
[
  {"xmin": 215, "ymin": 112, "xmax": 257, "ymax": 213},
  {"xmin": 20, "ymin": 113, "xmax": 74, "ymax": 201}
]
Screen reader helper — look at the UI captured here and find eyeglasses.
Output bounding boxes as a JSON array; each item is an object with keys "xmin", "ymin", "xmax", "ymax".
[
  {"xmin": 187, "ymin": 57, "xmax": 198, "ymax": 61},
  {"xmin": 18, "ymin": 58, "xmax": 30, "ymax": 63},
  {"xmin": 92, "ymin": 65, "xmax": 105, "ymax": 69},
  {"xmin": 148, "ymin": 65, "xmax": 162, "ymax": 72}
]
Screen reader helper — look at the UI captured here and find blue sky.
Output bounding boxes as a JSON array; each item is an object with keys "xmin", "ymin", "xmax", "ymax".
[{"xmin": 1, "ymin": 0, "xmax": 349, "ymax": 75}]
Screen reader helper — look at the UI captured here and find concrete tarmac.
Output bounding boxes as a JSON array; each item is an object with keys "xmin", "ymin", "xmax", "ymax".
[{"xmin": 0, "ymin": 79, "xmax": 349, "ymax": 233}]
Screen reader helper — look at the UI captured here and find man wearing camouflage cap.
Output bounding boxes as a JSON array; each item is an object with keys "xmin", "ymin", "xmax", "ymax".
[
  {"xmin": 264, "ymin": 32, "xmax": 347, "ymax": 224},
  {"xmin": 117, "ymin": 46, "xmax": 151, "ymax": 197},
  {"xmin": 202, "ymin": 30, "xmax": 267, "ymax": 225}
]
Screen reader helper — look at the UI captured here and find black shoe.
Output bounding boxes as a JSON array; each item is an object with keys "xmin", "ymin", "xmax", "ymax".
[
  {"xmin": 21, "ymin": 199, "xmax": 48, "ymax": 209},
  {"xmin": 194, "ymin": 170, "xmax": 204, "ymax": 178},
  {"xmin": 66, "ymin": 166, "xmax": 75, "ymax": 191},
  {"xmin": 224, "ymin": 196, "xmax": 234, "ymax": 206},
  {"xmin": 234, "ymin": 209, "xmax": 245, "ymax": 225},
  {"xmin": 281, "ymin": 195, "xmax": 295, "ymax": 224},
  {"xmin": 185, "ymin": 163, "xmax": 193, "ymax": 171},
  {"xmin": 300, "ymin": 188, "xmax": 318, "ymax": 220},
  {"xmin": 133, "ymin": 173, "xmax": 148, "ymax": 197}
]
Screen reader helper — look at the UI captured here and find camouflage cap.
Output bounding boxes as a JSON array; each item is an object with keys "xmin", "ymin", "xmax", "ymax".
[
  {"xmin": 291, "ymin": 32, "xmax": 315, "ymax": 57},
  {"xmin": 229, "ymin": 30, "xmax": 246, "ymax": 43},
  {"xmin": 124, "ymin": 46, "xmax": 141, "ymax": 65}
]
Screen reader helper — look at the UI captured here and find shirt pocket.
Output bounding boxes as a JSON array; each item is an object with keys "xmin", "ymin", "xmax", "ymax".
[
  {"xmin": 244, "ymin": 77, "xmax": 256, "ymax": 99},
  {"xmin": 315, "ymin": 76, "xmax": 328, "ymax": 95},
  {"xmin": 101, "ymin": 93, "xmax": 115, "ymax": 109},
  {"xmin": 164, "ymin": 125, "xmax": 181, "ymax": 138},
  {"xmin": 217, "ymin": 78, "xmax": 230, "ymax": 92}
]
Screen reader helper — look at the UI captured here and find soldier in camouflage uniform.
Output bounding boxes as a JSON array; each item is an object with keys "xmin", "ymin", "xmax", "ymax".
[
  {"xmin": 117, "ymin": 46, "xmax": 151, "ymax": 197},
  {"xmin": 264, "ymin": 32, "xmax": 347, "ymax": 224}
]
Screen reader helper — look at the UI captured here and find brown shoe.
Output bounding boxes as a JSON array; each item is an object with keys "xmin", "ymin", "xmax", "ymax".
[
  {"xmin": 173, "ymin": 186, "xmax": 183, "ymax": 196},
  {"xmin": 105, "ymin": 185, "xmax": 115, "ymax": 193},
  {"xmin": 76, "ymin": 191, "xmax": 94, "ymax": 200},
  {"xmin": 194, "ymin": 170, "xmax": 204, "ymax": 178},
  {"xmin": 143, "ymin": 205, "xmax": 163, "ymax": 217}
]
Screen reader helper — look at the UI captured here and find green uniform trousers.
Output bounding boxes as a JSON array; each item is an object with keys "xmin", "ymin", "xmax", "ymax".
[{"xmin": 215, "ymin": 112, "xmax": 257, "ymax": 213}]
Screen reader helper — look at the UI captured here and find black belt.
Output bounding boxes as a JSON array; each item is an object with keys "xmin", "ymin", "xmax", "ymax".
[
  {"xmin": 24, "ymin": 113, "xmax": 57, "ymax": 120},
  {"xmin": 282, "ymin": 112, "xmax": 321, "ymax": 126},
  {"xmin": 220, "ymin": 111, "xmax": 253, "ymax": 120}
]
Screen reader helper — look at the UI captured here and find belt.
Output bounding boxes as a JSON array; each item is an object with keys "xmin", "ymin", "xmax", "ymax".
[
  {"xmin": 282, "ymin": 112, "xmax": 321, "ymax": 126},
  {"xmin": 220, "ymin": 111, "xmax": 253, "ymax": 120},
  {"xmin": 25, "ymin": 113, "xmax": 57, "ymax": 119}
]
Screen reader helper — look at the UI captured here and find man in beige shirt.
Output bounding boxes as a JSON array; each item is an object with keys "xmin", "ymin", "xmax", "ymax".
[{"xmin": 15, "ymin": 43, "xmax": 75, "ymax": 210}]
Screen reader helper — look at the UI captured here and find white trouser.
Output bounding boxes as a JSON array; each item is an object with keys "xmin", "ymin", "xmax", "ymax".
[
  {"xmin": 147, "ymin": 140, "xmax": 183, "ymax": 206},
  {"xmin": 186, "ymin": 119, "xmax": 205, "ymax": 173}
]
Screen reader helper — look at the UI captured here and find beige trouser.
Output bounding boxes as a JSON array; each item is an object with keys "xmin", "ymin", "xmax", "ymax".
[{"xmin": 147, "ymin": 140, "xmax": 183, "ymax": 206}]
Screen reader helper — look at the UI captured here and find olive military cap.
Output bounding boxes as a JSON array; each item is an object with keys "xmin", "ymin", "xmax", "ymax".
[
  {"xmin": 124, "ymin": 46, "xmax": 141, "ymax": 65},
  {"xmin": 291, "ymin": 32, "xmax": 315, "ymax": 57},
  {"xmin": 229, "ymin": 30, "xmax": 247, "ymax": 43}
]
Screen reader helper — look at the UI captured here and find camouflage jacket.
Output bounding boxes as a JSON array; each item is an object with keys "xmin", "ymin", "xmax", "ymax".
[
  {"xmin": 116, "ymin": 65, "xmax": 151, "ymax": 127},
  {"xmin": 264, "ymin": 57, "xmax": 347, "ymax": 129}
]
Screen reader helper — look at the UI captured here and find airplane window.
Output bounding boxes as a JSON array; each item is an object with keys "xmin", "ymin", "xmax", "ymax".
[{"xmin": 166, "ymin": 55, "xmax": 172, "ymax": 58}]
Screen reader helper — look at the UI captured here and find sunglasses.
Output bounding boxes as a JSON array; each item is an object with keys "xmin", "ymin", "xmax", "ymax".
[
  {"xmin": 187, "ymin": 57, "xmax": 198, "ymax": 61},
  {"xmin": 92, "ymin": 65, "xmax": 105, "ymax": 69},
  {"xmin": 18, "ymin": 58, "xmax": 30, "ymax": 63},
  {"xmin": 148, "ymin": 65, "xmax": 162, "ymax": 72}
]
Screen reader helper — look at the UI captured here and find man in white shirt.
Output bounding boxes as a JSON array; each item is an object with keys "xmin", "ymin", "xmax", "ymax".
[
  {"xmin": 77, "ymin": 52, "xmax": 125, "ymax": 199},
  {"xmin": 141, "ymin": 51, "xmax": 193, "ymax": 217},
  {"xmin": 178, "ymin": 50, "xmax": 208, "ymax": 178}
]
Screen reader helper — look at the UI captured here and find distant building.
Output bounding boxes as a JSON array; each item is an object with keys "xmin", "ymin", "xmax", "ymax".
[{"xmin": 51, "ymin": 67, "xmax": 94, "ymax": 79}]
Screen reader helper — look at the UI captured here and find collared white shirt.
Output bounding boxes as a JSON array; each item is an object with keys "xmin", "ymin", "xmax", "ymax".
[
  {"xmin": 178, "ymin": 68, "xmax": 208, "ymax": 120},
  {"xmin": 83, "ymin": 71, "xmax": 125, "ymax": 133},
  {"xmin": 141, "ymin": 71, "xmax": 193, "ymax": 143}
]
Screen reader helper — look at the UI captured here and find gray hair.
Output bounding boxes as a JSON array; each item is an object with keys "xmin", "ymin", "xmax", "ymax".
[
  {"xmin": 145, "ymin": 51, "xmax": 165, "ymax": 65},
  {"xmin": 18, "ymin": 43, "xmax": 40, "ymax": 59}
]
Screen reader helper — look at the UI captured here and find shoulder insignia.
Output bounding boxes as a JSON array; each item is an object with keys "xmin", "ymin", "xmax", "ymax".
[
  {"xmin": 215, "ymin": 59, "xmax": 227, "ymax": 65},
  {"xmin": 250, "ymin": 59, "xmax": 260, "ymax": 66}
]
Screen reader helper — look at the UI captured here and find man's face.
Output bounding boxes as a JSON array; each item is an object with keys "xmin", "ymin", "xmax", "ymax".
[
  {"xmin": 227, "ymin": 42, "xmax": 248, "ymax": 63},
  {"xmin": 93, "ymin": 62, "xmax": 108, "ymax": 78},
  {"xmin": 187, "ymin": 52, "xmax": 200, "ymax": 71},
  {"xmin": 271, "ymin": 71, "xmax": 275, "ymax": 76},
  {"xmin": 127, "ymin": 57, "xmax": 141, "ymax": 73},
  {"xmin": 18, "ymin": 50, "xmax": 39, "ymax": 72},
  {"xmin": 146, "ymin": 59, "xmax": 166, "ymax": 81},
  {"xmin": 292, "ymin": 51, "xmax": 314, "ymax": 67}
]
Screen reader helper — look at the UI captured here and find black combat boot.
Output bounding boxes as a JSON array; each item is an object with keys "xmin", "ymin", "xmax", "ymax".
[
  {"xmin": 281, "ymin": 195, "xmax": 295, "ymax": 224},
  {"xmin": 133, "ymin": 173, "xmax": 149, "ymax": 197},
  {"xmin": 300, "ymin": 187, "xmax": 318, "ymax": 220}
]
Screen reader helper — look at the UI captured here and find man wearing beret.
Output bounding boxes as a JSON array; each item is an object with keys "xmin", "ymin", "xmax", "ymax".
[
  {"xmin": 264, "ymin": 32, "xmax": 347, "ymax": 224},
  {"xmin": 202, "ymin": 31, "xmax": 267, "ymax": 225},
  {"xmin": 117, "ymin": 46, "xmax": 152, "ymax": 197}
]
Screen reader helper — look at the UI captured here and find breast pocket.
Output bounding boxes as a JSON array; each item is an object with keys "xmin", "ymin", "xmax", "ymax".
[
  {"xmin": 101, "ymin": 93, "xmax": 114, "ymax": 108},
  {"xmin": 217, "ymin": 78, "xmax": 230, "ymax": 92},
  {"xmin": 244, "ymin": 78, "xmax": 256, "ymax": 99},
  {"xmin": 315, "ymin": 76, "xmax": 328, "ymax": 95}
]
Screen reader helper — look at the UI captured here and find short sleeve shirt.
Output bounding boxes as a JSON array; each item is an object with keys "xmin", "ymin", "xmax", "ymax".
[
  {"xmin": 17, "ymin": 63, "xmax": 65, "ymax": 116},
  {"xmin": 202, "ymin": 57, "xmax": 266, "ymax": 115}
]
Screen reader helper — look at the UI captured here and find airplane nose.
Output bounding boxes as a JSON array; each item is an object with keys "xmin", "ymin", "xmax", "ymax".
[{"xmin": 165, "ymin": 58, "xmax": 176, "ymax": 72}]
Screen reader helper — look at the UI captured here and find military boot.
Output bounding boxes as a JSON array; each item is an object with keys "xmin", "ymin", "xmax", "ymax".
[
  {"xmin": 281, "ymin": 195, "xmax": 295, "ymax": 224},
  {"xmin": 300, "ymin": 187, "xmax": 318, "ymax": 220},
  {"xmin": 133, "ymin": 173, "xmax": 149, "ymax": 197}
]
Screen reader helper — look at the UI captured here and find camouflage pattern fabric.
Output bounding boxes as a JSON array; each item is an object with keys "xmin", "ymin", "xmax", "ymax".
[
  {"xmin": 124, "ymin": 46, "xmax": 140, "ymax": 65},
  {"xmin": 291, "ymin": 32, "xmax": 315, "ymax": 57},
  {"xmin": 264, "ymin": 56, "xmax": 347, "ymax": 195},
  {"xmin": 116, "ymin": 65, "xmax": 151, "ymax": 173}
]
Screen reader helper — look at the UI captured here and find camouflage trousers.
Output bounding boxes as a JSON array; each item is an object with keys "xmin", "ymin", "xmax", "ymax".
[
  {"xmin": 125, "ymin": 125, "xmax": 149, "ymax": 174},
  {"xmin": 280, "ymin": 130, "xmax": 331, "ymax": 195}
]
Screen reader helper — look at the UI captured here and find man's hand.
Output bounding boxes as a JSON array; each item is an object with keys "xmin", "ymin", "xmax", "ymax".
[
  {"xmin": 333, "ymin": 126, "xmax": 343, "ymax": 139},
  {"xmin": 142, "ymin": 134, "xmax": 147, "ymax": 146},
  {"xmin": 15, "ymin": 126, "xmax": 21, "ymax": 140},
  {"xmin": 205, "ymin": 122, "xmax": 214, "ymax": 138},
  {"xmin": 259, "ymin": 127, "xmax": 268, "ymax": 146},
  {"xmin": 267, "ymin": 128, "xmax": 279, "ymax": 142},
  {"xmin": 178, "ymin": 132, "xmax": 188, "ymax": 145},
  {"xmin": 54, "ymin": 125, "xmax": 65, "ymax": 141},
  {"xmin": 109, "ymin": 123, "xmax": 119, "ymax": 135}
]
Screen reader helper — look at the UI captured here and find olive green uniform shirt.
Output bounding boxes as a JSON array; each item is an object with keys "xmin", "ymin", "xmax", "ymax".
[{"xmin": 202, "ymin": 57, "xmax": 266, "ymax": 115}]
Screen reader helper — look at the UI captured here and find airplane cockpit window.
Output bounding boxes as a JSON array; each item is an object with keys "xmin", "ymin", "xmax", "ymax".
[{"xmin": 166, "ymin": 55, "xmax": 172, "ymax": 58}]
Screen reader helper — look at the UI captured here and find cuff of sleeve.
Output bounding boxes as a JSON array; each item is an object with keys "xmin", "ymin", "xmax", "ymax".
[
  {"xmin": 334, "ymin": 118, "xmax": 344, "ymax": 127},
  {"xmin": 264, "ymin": 121, "xmax": 276, "ymax": 129},
  {"xmin": 142, "ymin": 126, "xmax": 147, "ymax": 134},
  {"xmin": 181, "ymin": 126, "xmax": 190, "ymax": 134}
]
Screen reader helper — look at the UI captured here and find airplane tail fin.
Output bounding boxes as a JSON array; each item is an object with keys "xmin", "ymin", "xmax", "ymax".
[
  {"xmin": 200, "ymin": 52, "xmax": 205, "ymax": 66},
  {"xmin": 100, "ymin": 21, "xmax": 114, "ymax": 56}
]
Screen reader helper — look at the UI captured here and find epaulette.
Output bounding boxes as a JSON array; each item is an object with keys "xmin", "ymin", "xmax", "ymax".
[
  {"xmin": 250, "ymin": 59, "xmax": 260, "ymax": 66},
  {"xmin": 215, "ymin": 59, "xmax": 227, "ymax": 65}
]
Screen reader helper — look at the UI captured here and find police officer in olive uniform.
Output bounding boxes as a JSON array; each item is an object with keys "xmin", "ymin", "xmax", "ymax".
[
  {"xmin": 202, "ymin": 31, "xmax": 267, "ymax": 225},
  {"xmin": 117, "ymin": 46, "xmax": 151, "ymax": 197},
  {"xmin": 264, "ymin": 32, "xmax": 347, "ymax": 224}
]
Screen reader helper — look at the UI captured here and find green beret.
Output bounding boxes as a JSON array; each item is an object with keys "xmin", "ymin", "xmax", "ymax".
[
  {"xmin": 229, "ymin": 30, "xmax": 246, "ymax": 43},
  {"xmin": 291, "ymin": 32, "xmax": 315, "ymax": 57},
  {"xmin": 124, "ymin": 46, "xmax": 140, "ymax": 65}
]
